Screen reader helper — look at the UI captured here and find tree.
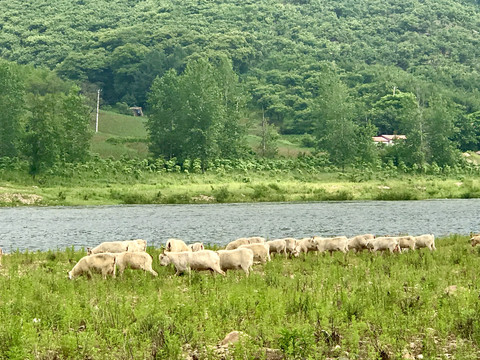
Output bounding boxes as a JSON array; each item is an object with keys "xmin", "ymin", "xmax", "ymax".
[
  {"xmin": 370, "ymin": 90, "xmax": 418, "ymax": 134},
  {"xmin": 23, "ymin": 86, "xmax": 93, "ymax": 177},
  {"xmin": 147, "ymin": 69, "xmax": 183, "ymax": 160},
  {"xmin": 24, "ymin": 94, "xmax": 62, "ymax": 177},
  {"xmin": 147, "ymin": 54, "xmax": 247, "ymax": 169},
  {"xmin": 178, "ymin": 57, "xmax": 223, "ymax": 170},
  {"xmin": 311, "ymin": 70, "xmax": 358, "ymax": 170},
  {"xmin": 258, "ymin": 108, "xmax": 279, "ymax": 158},
  {"xmin": 355, "ymin": 121, "xmax": 379, "ymax": 166},
  {"xmin": 454, "ymin": 111, "xmax": 480, "ymax": 152},
  {"xmin": 210, "ymin": 53, "xmax": 248, "ymax": 159},
  {"xmin": 0, "ymin": 61, "xmax": 25, "ymax": 158},
  {"xmin": 60, "ymin": 86, "xmax": 93, "ymax": 163},
  {"xmin": 424, "ymin": 96, "xmax": 460, "ymax": 167},
  {"xmin": 393, "ymin": 93, "xmax": 426, "ymax": 169}
]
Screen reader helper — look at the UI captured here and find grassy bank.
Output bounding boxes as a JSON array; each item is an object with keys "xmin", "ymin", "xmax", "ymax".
[
  {"xmin": 0, "ymin": 235, "xmax": 479, "ymax": 359},
  {"xmin": 1, "ymin": 171, "xmax": 480, "ymax": 206}
]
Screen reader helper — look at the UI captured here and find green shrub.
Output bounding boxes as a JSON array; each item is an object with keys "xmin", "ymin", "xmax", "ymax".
[{"xmin": 212, "ymin": 186, "xmax": 231, "ymax": 203}]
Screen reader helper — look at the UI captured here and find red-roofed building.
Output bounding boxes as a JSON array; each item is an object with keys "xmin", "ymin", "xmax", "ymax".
[{"xmin": 372, "ymin": 134, "xmax": 406, "ymax": 145}]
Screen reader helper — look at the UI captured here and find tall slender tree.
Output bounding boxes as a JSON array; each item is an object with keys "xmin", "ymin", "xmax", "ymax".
[
  {"xmin": 24, "ymin": 94, "xmax": 62, "ymax": 177},
  {"xmin": 311, "ymin": 70, "xmax": 358, "ymax": 170},
  {"xmin": 0, "ymin": 61, "xmax": 25, "ymax": 158},
  {"xmin": 60, "ymin": 86, "xmax": 93, "ymax": 163}
]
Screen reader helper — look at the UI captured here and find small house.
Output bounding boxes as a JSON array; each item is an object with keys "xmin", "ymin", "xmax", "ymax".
[
  {"xmin": 372, "ymin": 134, "xmax": 406, "ymax": 145},
  {"xmin": 129, "ymin": 106, "xmax": 143, "ymax": 117}
]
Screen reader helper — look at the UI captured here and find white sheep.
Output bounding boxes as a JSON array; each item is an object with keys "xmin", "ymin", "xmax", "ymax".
[
  {"xmin": 217, "ymin": 248, "xmax": 254, "ymax": 276},
  {"xmin": 159, "ymin": 250, "xmax": 225, "ymax": 276}
]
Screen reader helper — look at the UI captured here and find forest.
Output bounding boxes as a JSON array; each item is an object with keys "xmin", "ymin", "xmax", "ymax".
[{"xmin": 1, "ymin": 0, "xmax": 480, "ymax": 176}]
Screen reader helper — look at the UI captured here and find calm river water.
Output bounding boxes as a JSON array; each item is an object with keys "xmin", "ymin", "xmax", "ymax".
[{"xmin": 1, "ymin": 199, "xmax": 479, "ymax": 252}]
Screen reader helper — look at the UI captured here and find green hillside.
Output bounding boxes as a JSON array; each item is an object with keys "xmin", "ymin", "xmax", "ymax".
[
  {"xmin": 90, "ymin": 111, "xmax": 149, "ymax": 159},
  {"xmin": 1, "ymin": 0, "xmax": 479, "ymax": 134},
  {"xmin": 2, "ymin": 0, "xmax": 480, "ymax": 171},
  {"xmin": 90, "ymin": 110, "xmax": 313, "ymax": 159}
]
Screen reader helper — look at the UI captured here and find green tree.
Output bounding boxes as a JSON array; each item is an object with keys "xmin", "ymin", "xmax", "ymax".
[
  {"xmin": 393, "ymin": 92, "xmax": 427, "ymax": 169},
  {"xmin": 0, "ymin": 61, "xmax": 25, "ymax": 158},
  {"xmin": 370, "ymin": 90, "xmax": 418, "ymax": 135},
  {"xmin": 178, "ymin": 57, "xmax": 223, "ymax": 170},
  {"xmin": 210, "ymin": 54, "xmax": 248, "ymax": 158},
  {"xmin": 24, "ymin": 94, "xmax": 62, "ymax": 177},
  {"xmin": 454, "ymin": 111, "xmax": 480, "ymax": 152},
  {"xmin": 311, "ymin": 71, "xmax": 358, "ymax": 170},
  {"xmin": 424, "ymin": 96, "xmax": 460, "ymax": 167},
  {"xmin": 355, "ymin": 121, "xmax": 379, "ymax": 166},
  {"xmin": 258, "ymin": 109, "xmax": 279, "ymax": 158},
  {"xmin": 60, "ymin": 86, "xmax": 93, "ymax": 163},
  {"xmin": 147, "ymin": 55, "xmax": 247, "ymax": 169},
  {"xmin": 147, "ymin": 69, "xmax": 183, "ymax": 159}
]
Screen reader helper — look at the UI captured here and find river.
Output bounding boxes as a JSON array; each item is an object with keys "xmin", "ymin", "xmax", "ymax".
[{"xmin": 1, "ymin": 199, "xmax": 479, "ymax": 252}]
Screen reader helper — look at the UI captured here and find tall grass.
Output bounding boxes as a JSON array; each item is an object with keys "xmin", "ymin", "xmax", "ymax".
[
  {"xmin": 1, "ymin": 236, "xmax": 479, "ymax": 359},
  {"xmin": 2, "ymin": 165, "xmax": 480, "ymax": 206}
]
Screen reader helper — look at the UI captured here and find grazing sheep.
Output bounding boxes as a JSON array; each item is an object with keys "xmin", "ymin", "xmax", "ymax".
[
  {"xmin": 165, "ymin": 238, "xmax": 191, "ymax": 252},
  {"xmin": 295, "ymin": 237, "xmax": 319, "ymax": 255},
  {"xmin": 217, "ymin": 248, "xmax": 254, "ymax": 276},
  {"xmin": 115, "ymin": 252, "xmax": 158, "ymax": 277},
  {"xmin": 159, "ymin": 250, "xmax": 225, "ymax": 276},
  {"xmin": 238, "ymin": 243, "xmax": 271, "ymax": 264},
  {"xmin": 414, "ymin": 234, "xmax": 436, "ymax": 251},
  {"xmin": 266, "ymin": 239, "xmax": 287, "ymax": 258},
  {"xmin": 68, "ymin": 253, "xmax": 116, "ymax": 280},
  {"xmin": 188, "ymin": 242, "xmax": 205, "ymax": 252},
  {"xmin": 225, "ymin": 238, "xmax": 250, "ymax": 250},
  {"xmin": 347, "ymin": 234, "xmax": 375, "ymax": 253},
  {"xmin": 284, "ymin": 238, "xmax": 300, "ymax": 257},
  {"xmin": 471, "ymin": 234, "xmax": 480, "ymax": 247},
  {"xmin": 396, "ymin": 236, "xmax": 416, "ymax": 251},
  {"xmin": 225, "ymin": 237, "xmax": 265, "ymax": 250},
  {"xmin": 366, "ymin": 237, "xmax": 400, "ymax": 253},
  {"xmin": 315, "ymin": 236, "xmax": 349, "ymax": 255},
  {"xmin": 247, "ymin": 237, "xmax": 266, "ymax": 244},
  {"xmin": 87, "ymin": 239, "xmax": 147, "ymax": 255}
]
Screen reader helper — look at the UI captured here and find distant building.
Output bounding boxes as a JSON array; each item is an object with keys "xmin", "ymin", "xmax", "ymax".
[
  {"xmin": 373, "ymin": 134, "xmax": 406, "ymax": 145},
  {"xmin": 129, "ymin": 106, "xmax": 143, "ymax": 116}
]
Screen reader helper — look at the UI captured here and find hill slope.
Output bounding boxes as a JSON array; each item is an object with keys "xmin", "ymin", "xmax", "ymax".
[{"xmin": 2, "ymin": 0, "xmax": 479, "ymax": 135}]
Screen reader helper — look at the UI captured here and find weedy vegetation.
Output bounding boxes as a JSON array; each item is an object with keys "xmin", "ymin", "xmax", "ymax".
[{"xmin": 0, "ymin": 235, "xmax": 479, "ymax": 359}]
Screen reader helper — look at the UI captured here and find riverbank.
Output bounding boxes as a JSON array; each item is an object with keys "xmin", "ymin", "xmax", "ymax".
[
  {"xmin": 0, "ymin": 235, "xmax": 479, "ymax": 359},
  {"xmin": 1, "ymin": 171, "xmax": 480, "ymax": 206}
]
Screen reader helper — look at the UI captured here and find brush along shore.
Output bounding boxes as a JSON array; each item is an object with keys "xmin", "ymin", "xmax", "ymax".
[
  {"xmin": 0, "ymin": 235, "xmax": 479, "ymax": 359},
  {"xmin": 1, "ymin": 172, "xmax": 480, "ymax": 206}
]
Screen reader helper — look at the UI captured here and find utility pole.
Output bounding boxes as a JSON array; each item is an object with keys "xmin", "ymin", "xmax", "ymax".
[
  {"xmin": 261, "ymin": 107, "xmax": 266, "ymax": 157},
  {"xmin": 95, "ymin": 89, "xmax": 100, "ymax": 133}
]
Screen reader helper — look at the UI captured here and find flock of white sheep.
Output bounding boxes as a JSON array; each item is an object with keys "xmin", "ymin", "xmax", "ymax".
[
  {"xmin": 2, "ymin": 233, "xmax": 479, "ymax": 280},
  {"xmin": 64, "ymin": 233, "xmax": 441, "ymax": 280}
]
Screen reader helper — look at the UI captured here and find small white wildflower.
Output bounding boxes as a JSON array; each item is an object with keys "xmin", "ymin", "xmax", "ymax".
[{"xmin": 33, "ymin": 318, "xmax": 41, "ymax": 323}]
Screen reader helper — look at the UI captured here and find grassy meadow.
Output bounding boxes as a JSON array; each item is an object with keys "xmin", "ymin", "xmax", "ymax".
[
  {"xmin": 0, "ymin": 235, "xmax": 479, "ymax": 359},
  {"xmin": 2, "ymin": 172, "xmax": 480, "ymax": 206},
  {"xmin": 2, "ymin": 109, "xmax": 480, "ymax": 207}
]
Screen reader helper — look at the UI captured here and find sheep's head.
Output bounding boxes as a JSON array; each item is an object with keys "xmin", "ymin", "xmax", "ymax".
[{"xmin": 158, "ymin": 254, "xmax": 171, "ymax": 266}]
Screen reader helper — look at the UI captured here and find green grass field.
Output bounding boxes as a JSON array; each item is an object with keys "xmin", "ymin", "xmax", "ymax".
[
  {"xmin": 90, "ymin": 111, "xmax": 149, "ymax": 159},
  {"xmin": 1, "ymin": 235, "xmax": 479, "ymax": 359},
  {"xmin": 90, "ymin": 111, "xmax": 314, "ymax": 160},
  {"xmin": 1, "ymin": 171, "xmax": 480, "ymax": 206}
]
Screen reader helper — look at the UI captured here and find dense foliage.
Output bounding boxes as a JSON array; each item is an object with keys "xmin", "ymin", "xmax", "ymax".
[
  {"xmin": 147, "ymin": 54, "xmax": 248, "ymax": 169},
  {"xmin": 0, "ymin": 60, "xmax": 92, "ymax": 176},
  {"xmin": 1, "ymin": 0, "xmax": 480, "ymax": 173}
]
